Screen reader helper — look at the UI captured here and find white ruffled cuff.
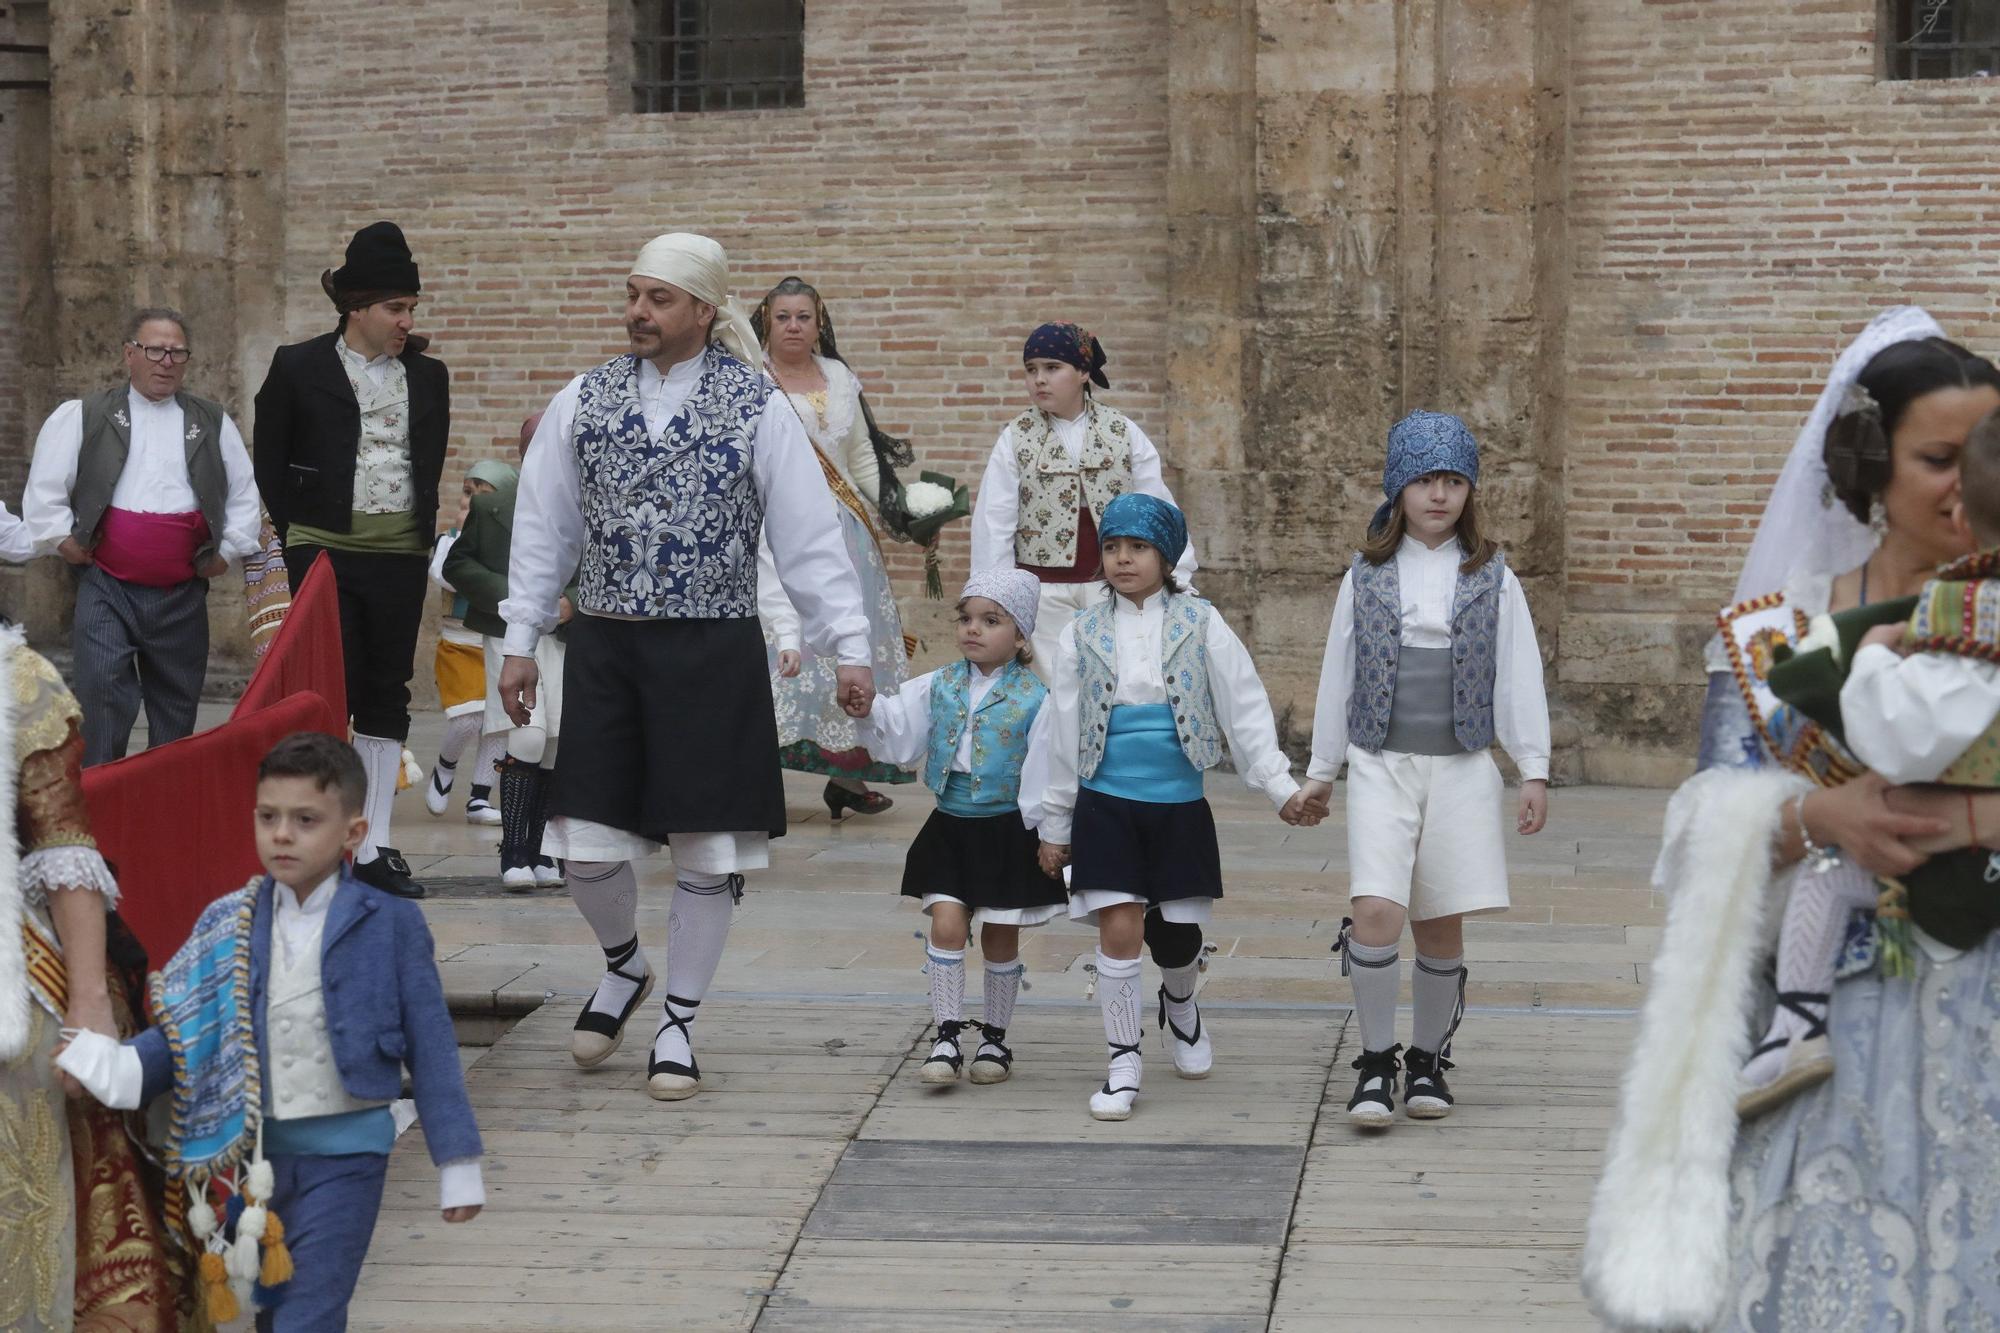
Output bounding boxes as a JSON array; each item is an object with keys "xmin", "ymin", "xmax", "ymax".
[
  {"xmin": 22, "ymin": 844, "xmax": 120, "ymax": 909},
  {"xmin": 53, "ymin": 1029, "xmax": 143, "ymax": 1109}
]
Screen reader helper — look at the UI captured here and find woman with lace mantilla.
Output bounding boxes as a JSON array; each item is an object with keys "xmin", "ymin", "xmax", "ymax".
[
  {"xmin": 752, "ymin": 277, "xmax": 920, "ymax": 820},
  {"xmin": 1585, "ymin": 308, "xmax": 2000, "ymax": 1330}
]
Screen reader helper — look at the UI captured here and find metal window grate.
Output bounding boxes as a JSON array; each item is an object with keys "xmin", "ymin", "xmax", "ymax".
[
  {"xmin": 1886, "ymin": 0, "xmax": 2000, "ymax": 80},
  {"xmin": 631, "ymin": 0, "xmax": 803, "ymax": 113}
]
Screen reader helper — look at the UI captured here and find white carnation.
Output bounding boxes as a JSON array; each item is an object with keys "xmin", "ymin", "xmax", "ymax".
[{"xmin": 904, "ymin": 481, "xmax": 955, "ymax": 518}]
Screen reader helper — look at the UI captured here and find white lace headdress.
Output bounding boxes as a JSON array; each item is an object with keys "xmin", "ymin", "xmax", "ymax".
[{"xmin": 1728, "ymin": 305, "xmax": 1944, "ymax": 604}]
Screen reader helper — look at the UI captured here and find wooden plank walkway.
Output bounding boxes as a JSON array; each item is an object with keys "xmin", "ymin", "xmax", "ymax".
[{"xmin": 350, "ymin": 998, "xmax": 1630, "ymax": 1331}]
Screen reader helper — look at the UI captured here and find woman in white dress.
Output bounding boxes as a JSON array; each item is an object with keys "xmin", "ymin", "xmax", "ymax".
[{"xmin": 752, "ymin": 277, "xmax": 919, "ymax": 819}]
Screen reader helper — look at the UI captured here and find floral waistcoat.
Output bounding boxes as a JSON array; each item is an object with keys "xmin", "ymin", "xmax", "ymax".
[
  {"xmin": 923, "ymin": 659, "xmax": 1047, "ymax": 805},
  {"xmin": 1345, "ymin": 549, "xmax": 1506, "ymax": 754},
  {"xmin": 573, "ymin": 346, "xmax": 770, "ymax": 619},
  {"xmin": 1906, "ymin": 551, "xmax": 2000, "ymax": 787},
  {"xmin": 1010, "ymin": 404, "xmax": 1133, "ymax": 567},
  {"xmin": 1073, "ymin": 592, "xmax": 1223, "ymax": 779},
  {"xmin": 338, "ymin": 347, "xmax": 413, "ymax": 514}
]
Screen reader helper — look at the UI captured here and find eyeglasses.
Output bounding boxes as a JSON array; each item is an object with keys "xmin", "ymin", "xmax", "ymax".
[{"xmin": 128, "ymin": 342, "xmax": 192, "ymax": 365}]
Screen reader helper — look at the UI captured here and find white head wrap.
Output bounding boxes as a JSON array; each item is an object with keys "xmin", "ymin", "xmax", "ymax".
[
  {"xmin": 631, "ymin": 233, "xmax": 761, "ymax": 367},
  {"xmin": 959, "ymin": 569, "xmax": 1040, "ymax": 638},
  {"xmin": 1729, "ymin": 305, "xmax": 1945, "ymax": 605}
]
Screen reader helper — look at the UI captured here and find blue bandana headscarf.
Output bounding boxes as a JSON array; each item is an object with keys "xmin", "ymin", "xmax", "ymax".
[
  {"xmin": 1098, "ymin": 492, "xmax": 1187, "ymax": 570},
  {"xmin": 1373, "ymin": 410, "xmax": 1481, "ymax": 534},
  {"xmin": 1023, "ymin": 321, "xmax": 1110, "ymax": 389}
]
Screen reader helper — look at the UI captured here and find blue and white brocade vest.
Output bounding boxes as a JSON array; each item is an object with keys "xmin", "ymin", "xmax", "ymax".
[
  {"xmin": 572, "ymin": 346, "xmax": 771, "ymax": 619},
  {"xmin": 1345, "ymin": 549, "xmax": 1505, "ymax": 754},
  {"xmin": 923, "ymin": 659, "xmax": 1047, "ymax": 814},
  {"xmin": 1074, "ymin": 592, "xmax": 1225, "ymax": 781}
]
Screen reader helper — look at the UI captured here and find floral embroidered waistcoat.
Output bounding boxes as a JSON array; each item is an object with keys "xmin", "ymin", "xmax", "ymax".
[
  {"xmin": 1010, "ymin": 404, "xmax": 1134, "ymax": 567},
  {"xmin": 1345, "ymin": 549, "xmax": 1506, "ymax": 754},
  {"xmin": 337, "ymin": 347, "xmax": 415, "ymax": 514},
  {"xmin": 1905, "ymin": 554, "xmax": 2000, "ymax": 787},
  {"xmin": 1073, "ymin": 593, "xmax": 1223, "ymax": 779},
  {"xmin": 923, "ymin": 659, "xmax": 1047, "ymax": 805},
  {"xmin": 573, "ymin": 347, "xmax": 770, "ymax": 619}
]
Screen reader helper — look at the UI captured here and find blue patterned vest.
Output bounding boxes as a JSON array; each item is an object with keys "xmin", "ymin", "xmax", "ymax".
[
  {"xmin": 1073, "ymin": 592, "xmax": 1225, "ymax": 779},
  {"xmin": 572, "ymin": 346, "xmax": 771, "ymax": 618},
  {"xmin": 1345, "ymin": 548, "xmax": 1506, "ymax": 754},
  {"xmin": 923, "ymin": 659, "xmax": 1047, "ymax": 809}
]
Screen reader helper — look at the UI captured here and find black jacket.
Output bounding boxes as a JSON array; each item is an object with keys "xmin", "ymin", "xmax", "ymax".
[{"xmin": 252, "ymin": 330, "xmax": 449, "ymax": 541}]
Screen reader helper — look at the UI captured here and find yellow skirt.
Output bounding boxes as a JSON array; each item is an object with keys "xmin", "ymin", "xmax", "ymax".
[{"xmin": 434, "ymin": 637, "xmax": 486, "ymax": 715}]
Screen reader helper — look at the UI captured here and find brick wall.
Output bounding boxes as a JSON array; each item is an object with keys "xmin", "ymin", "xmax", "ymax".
[
  {"xmin": 279, "ymin": 0, "xmax": 1171, "ymax": 619},
  {"xmin": 1560, "ymin": 0, "xmax": 2000, "ymax": 773}
]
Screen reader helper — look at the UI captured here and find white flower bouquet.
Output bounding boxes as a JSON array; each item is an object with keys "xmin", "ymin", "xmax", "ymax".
[{"xmin": 900, "ymin": 470, "xmax": 971, "ymax": 597}]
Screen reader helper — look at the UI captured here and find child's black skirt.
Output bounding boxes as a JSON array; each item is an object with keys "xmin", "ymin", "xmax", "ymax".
[
  {"xmin": 901, "ymin": 808, "xmax": 1065, "ymax": 913},
  {"xmin": 1068, "ymin": 787, "xmax": 1224, "ymax": 906}
]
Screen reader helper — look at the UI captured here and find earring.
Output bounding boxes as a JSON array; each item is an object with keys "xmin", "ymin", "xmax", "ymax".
[{"xmin": 1867, "ymin": 498, "xmax": 1888, "ymax": 538}]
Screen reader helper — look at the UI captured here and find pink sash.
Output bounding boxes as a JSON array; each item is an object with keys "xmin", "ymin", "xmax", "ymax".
[{"xmin": 93, "ymin": 506, "xmax": 209, "ymax": 586}]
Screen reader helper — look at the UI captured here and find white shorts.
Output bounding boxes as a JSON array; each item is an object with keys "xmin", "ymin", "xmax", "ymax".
[
  {"xmin": 1027, "ymin": 580, "xmax": 1105, "ymax": 685},
  {"xmin": 484, "ymin": 635, "xmax": 565, "ymax": 737},
  {"xmin": 541, "ymin": 820, "xmax": 768, "ymax": 875},
  {"xmin": 1344, "ymin": 746, "xmax": 1511, "ymax": 920},
  {"xmin": 918, "ymin": 894, "xmax": 1066, "ymax": 929}
]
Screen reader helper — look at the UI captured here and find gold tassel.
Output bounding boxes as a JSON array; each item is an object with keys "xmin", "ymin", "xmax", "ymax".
[
  {"xmin": 200, "ymin": 1251, "xmax": 240, "ymax": 1323},
  {"xmin": 261, "ymin": 1210, "xmax": 295, "ymax": 1286}
]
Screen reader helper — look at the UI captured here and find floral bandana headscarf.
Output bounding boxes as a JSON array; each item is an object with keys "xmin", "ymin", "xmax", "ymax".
[
  {"xmin": 1374, "ymin": 410, "xmax": 1481, "ymax": 534},
  {"xmin": 1098, "ymin": 492, "xmax": 1188, "ymax": 569},
  {"xmin": 1023, "ymin": 321, "xmax": 1110, "ymax": 389}
]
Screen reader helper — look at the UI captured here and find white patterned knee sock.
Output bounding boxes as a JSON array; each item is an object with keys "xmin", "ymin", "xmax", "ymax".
[
  {"xmin": 568, "ymin": 860, "xmax": 646, "ymax": 1020},
  {"xmin": 928, "ymin": 945, "xmax": 966, "ymax": 1032},
  {"xmin": 656, "ymin": 874, "xmax": 737, "ymax": 1068},
  {"xmin": 1096, "ymin": 951, "xmax": 1144, "ymax": 1091},
  {"xmin": 981, "ymin": 959, "xmax": 1024, "ymax": 1035}
]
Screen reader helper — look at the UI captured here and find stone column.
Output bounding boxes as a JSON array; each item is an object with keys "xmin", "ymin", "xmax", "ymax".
[{"xmin": 34, "ymin": 0, "xmax": 286, "ymax": 660}]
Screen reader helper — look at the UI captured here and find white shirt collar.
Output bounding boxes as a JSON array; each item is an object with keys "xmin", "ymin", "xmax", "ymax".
[
  {"xmin": 337, "ymin": 335, "xmax": 393, "ymax": 372},
  {"xmin": 639, "ymin": 351, "xmax": 706, "ymax": 393},
  {"xmin": 277, "ymin": 871, "xmax": 341, "ymax": 917},
  {"xmin": 1054, "ymin": 408, "xmax": 1088, "ymax": 429},
  {"xmin": 1115, "ymin": 589, "xmax": 1166, "ymax": 615},
  {"xmin": 127, "ymin": 384, "xmax": 176, "ymax": 413},
  {"xmin": 1399, "ymin": 532, "xmax": 1460, "ymax": 560},
  {"xmin": 968, "ymin": 660, "xmax": 1007, "ymax": 681}
]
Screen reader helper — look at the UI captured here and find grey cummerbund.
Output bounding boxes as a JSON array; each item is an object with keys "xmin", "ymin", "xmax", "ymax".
[{"xmin": 1382, "ymin": 647, "xmax": 1462, "ymax": 756}]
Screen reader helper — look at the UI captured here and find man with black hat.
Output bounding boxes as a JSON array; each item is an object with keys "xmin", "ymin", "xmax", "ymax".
[
  {"xmin": 252, "ymin": 221, "xmax": 448, "ymax": 898},
  {"xmin": 24, "ymin": 306, "xmax": 263, "ymax": 764}
]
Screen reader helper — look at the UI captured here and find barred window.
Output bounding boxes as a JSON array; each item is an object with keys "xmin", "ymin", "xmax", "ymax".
[
  {"xmin": 630, "ymin": 0, "xmax": 803, "ymax": 113},
  {"xmin": 1885, "ymin": 0, "xmax": 2000, "ymax": 80}
]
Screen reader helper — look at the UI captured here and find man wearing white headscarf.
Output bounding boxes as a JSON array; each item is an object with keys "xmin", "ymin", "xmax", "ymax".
[{"xmin": 499, "ymin": 233, "xmax": 873, "ymax": 1101}]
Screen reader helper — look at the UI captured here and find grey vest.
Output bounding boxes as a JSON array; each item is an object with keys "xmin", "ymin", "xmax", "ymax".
[
  {"xmin": 74, "ymin": 387, "xmax": 229, "ymax": 561},
  {"xmin": 1345, "ymin": 549, "xmax": 1506, "ymax": 755}
]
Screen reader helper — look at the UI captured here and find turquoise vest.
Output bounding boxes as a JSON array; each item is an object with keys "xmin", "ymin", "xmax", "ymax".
[
  {"xmin": 1074, "ymin": 592, "xmax": 1223, "ymax": 781},
  {"xmin": 924, "ymin": 659, "xmax": 1046, "ymax": 815},
  {"xmin": 1345, "ymin": 548, "xmax": 1506, "ymax": 754}
]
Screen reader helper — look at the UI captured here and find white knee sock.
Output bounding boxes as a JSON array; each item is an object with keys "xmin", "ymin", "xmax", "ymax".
[
  {"xmin": 1096, "ymin": 951, "xmax": 1144, "ymax": 1091},
  {"xmin": 438, "ymin": 712, "xmax": 480, "ymax": 766},
  {"xmin": 1158, "ymin": 959, "xmax": 1201, "ymax": 1036},
  {"xmin": 351, "ymin": 733, "xmax": 400, "ymax": 863},
  {"xmin": 1746, "ymin": 874, "xmax": 1876, "ymax": 1078},
  {"xmin": 981, "ymin": 959, "xmax": 1024, "ymax": 1035},
  {"xmin": 1346, "ymin": 937, "xmax": 1402, "ymax": 1053},
  {"xmin": 568, "ymin": 860, "xmax": 640, "ymax": 949},
  {"xmin": 656, "ymin": 875, "xmax": 736, "ymax": 1069},
  {"xmin": 1411, "ymin": 951, "xmax": 1465, "ymax": 1055},
  {"xmin": 506, "ymin": 725, "xmax": 547, "ymax": 766},
  {"xmin": 472, "ymin": 731, "xmax": 505, "ymax": 793},
  {"xmin": 928, "ymin": 945, "xmax": 966, "ymax": 1034}
]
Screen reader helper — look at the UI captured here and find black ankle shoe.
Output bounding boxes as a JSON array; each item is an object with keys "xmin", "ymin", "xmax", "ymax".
[
  {"xmin": 1402, "ymin": 1046, "xmax": 1456, "ymax": 1120},
  {"xmin": 354, "ymin": 848, "xmax": 425, "ymax": 899},
  {"xmin": 1347, "ymin": 1045, "xmax": 1401, "ymax": 1129}
]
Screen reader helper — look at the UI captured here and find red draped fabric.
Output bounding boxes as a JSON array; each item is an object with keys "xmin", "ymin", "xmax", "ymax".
[{"xmin": 83, "ymin": 553, "xmax": 347, "ymax": 964}]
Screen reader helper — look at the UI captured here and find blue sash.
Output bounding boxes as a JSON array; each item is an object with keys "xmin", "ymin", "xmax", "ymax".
[
  {"xmin": 936, "ymin": 771, "xmax": 1016, "ymax": 819},
  {"xmin": 1082, "ymin": 704, "xmax": 1203, "ymax": 804}
]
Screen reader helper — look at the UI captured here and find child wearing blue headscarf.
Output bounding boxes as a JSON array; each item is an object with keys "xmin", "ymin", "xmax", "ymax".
[
  {"xmin": 970, "ymin": 322, "xmax": 1200, "ymax": 683},
  {"xmin": 1030, "ymin": 493, "xmax": 1310, "ymax": 1122},
  {"xmin": 1300, "ymin": 411, "xmax": 1552, "ymax": 1130}
]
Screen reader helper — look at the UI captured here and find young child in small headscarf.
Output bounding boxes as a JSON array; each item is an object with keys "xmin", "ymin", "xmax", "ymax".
[
  {"xmin": 855, "ymin": 568, "xmax": 1060, "ymax": 1086},
  {"xmin": 1030, "ymin": 494, "xmax": 1309, "ymax": 1122},
  {"xmin": 1301, "ymin": 411, "xmax": 1552, "ymax": 1130},
  {"xmin": 424, "ymin": 465, "xmax": 511, "ymax": 827},
  {"xmin": 970, "ymin": 322, "xmax": 1199, "ymax": 683}
]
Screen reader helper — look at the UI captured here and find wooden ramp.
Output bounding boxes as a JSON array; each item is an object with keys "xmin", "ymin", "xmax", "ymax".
[{"xmin": 350, "ymin": 1000, "xmax": 1627, "ymax": 1331}]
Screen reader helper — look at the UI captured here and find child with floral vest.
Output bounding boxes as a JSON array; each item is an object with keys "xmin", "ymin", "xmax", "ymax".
[
  {"xmin": 1034, "ymin": 494, "xmax": 1311, "ymax": 1121},
  {"xmin": 970, "ymin": 322, "xmax": 1199, "ymax": 682},
  {"xmin": 1301, "ymin": 411, "xmax": 1551, "ymax": 1129},
  {"xmin": 856, "ymin": 569, "xmax": 1060, "ymax": 1086}
]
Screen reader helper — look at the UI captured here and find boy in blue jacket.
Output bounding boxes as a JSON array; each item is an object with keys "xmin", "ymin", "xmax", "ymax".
[{"xmin": 58, "ymin": 731, "xmax": 482, "ymax": 1330}]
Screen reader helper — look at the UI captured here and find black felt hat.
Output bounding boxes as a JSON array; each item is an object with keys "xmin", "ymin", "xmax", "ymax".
[{"xmin": 329, "ymin": 221, "xmax": 420, "ymax": 297}]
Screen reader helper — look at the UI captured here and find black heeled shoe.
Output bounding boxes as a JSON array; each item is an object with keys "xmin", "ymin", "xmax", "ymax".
[{"xmin": 823, "ymin": 781, "xmax": 894, "ymax": 821}]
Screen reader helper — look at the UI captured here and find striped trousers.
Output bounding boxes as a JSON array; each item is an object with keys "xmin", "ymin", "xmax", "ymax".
[{"xmin": 71, "ymin": 564, "xmax": 209, "ymax": 766}]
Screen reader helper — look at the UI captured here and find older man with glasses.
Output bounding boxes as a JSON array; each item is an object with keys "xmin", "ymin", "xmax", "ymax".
[{"xmin": 23, "ymin": 306, "xmax": 262, "ymax": 763}]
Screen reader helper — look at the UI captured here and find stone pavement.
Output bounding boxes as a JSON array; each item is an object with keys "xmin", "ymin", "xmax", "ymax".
[{"xmin": 330, "ymin": 713, "xmax": 1667, "ymax": 1331}]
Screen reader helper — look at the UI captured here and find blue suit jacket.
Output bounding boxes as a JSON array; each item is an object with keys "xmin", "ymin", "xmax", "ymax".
[{"xmin": 134, "ymin": 872, "xmax": 482, "ymax": 1165}]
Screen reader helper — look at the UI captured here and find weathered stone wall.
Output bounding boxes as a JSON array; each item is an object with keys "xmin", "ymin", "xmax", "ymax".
[{"xmin": 1560, "ymin": 0, "xmax": 2000, "ymax": 782}]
